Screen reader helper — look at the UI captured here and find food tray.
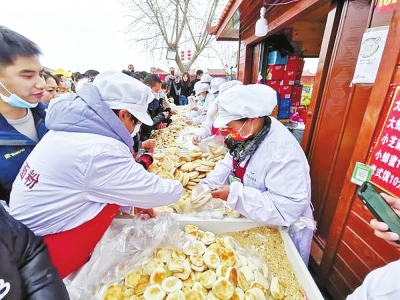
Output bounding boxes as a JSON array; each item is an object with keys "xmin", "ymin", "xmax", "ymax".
[{"xmin": 113, "ymin": 215, "xmax": 324, "ymax": 300}]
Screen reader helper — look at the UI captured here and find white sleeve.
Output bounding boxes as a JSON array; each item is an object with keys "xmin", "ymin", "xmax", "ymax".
[
  {"xmin": 347, "ymin": 259, "xmax": 400, "ymax": 299},
  {"xmin": 227, "ymin": 181, "xmax": 309, "ymax": 227},
  {"xmin": 194, "ymin": 116, "xmax": 213, "ymax": 138},
  {"xmin": 85, "ymin": 143, "xmax": 183, "ymax": 208},
  {"xmin": 201, "ymin": 153, "xmax": 233, "ymax": 187}
]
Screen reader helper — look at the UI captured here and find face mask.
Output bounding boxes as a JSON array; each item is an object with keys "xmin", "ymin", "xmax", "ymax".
[
  {"xmin": 159, "ymin": 92, "xmax": 166, "ymax": 99},
  {"xmin": 152, "ymin": 92, "xmax": 160, "ymax": 100},
  {"xmin": 0, "ymin": 81, "xmax": 38, "ymax": 108},
  {"xmin": 131, "ymin": 123, "xmax": 141, "ymax": 137},
  {"xmin": 197, "ymin": 94, "xmax": 205, "ymax": 102},
  {"xmin": 227, "ymin": 120, "xmax": 254, "ymax": 142}
]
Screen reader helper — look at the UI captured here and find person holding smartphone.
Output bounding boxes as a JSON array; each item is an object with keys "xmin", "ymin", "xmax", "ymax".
[{"xmin": 347, "ymin": 192, "xmax": 400, "ymax": 299}]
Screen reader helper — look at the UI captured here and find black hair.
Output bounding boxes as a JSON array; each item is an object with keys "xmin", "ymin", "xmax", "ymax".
[
  {"xmin": 43, "ymin": 71, "xmax": 60, "ymax": 85},
  {"xmin": 144, "ymin": 74, "xmax": 162, "ymax": 87},
  {"xmin": 196, "ymin": 69, "xmax": 203, "ymax": 76},
  {"xmin": 0, "ymin": 26, "xmax": 41, "ymax": 70},
  {"xmin": 84, "ymin": 69, "xmax": 99, "ymax": 80},
  {"xmin": 161, "ymin": 81, "xmax": 168, "ymax": 90},
  {"xmin": 112, "ymin": 109, "xmax": 139, "ymax": 124}
]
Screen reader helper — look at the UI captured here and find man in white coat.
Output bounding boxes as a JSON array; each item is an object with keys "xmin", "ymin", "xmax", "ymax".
[
  {"xmin": 9, "ymin": 71, "xmax": 183, "ymax": 278},
  {"xmin": 202, "ymin": 84, "xmax": 315, "ymax": 264}
]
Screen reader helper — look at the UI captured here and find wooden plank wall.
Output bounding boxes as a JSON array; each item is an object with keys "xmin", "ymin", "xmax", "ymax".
[{"xmin": 321, "ymin": 3, "xmax": 400, "ymax": 299}]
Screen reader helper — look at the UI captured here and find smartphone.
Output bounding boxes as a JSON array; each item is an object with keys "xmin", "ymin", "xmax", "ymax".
[{"xmin": 357, "ymin": 181, "xmax": 400, "ymax": 242}]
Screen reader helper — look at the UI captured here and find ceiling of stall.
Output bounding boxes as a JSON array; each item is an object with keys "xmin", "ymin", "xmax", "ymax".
[{"xmin": 214, "ymin": 0, "xmax": 333, "ymax": 56}]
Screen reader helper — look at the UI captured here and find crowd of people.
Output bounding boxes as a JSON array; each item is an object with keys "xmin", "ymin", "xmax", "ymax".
[{"xmin": 0, "ymin": 25, "xmax": 398, "ymax": 300}]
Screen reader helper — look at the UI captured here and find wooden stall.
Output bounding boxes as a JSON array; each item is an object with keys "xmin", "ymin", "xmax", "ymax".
[{"xmin": 209, "ymin": 0, "xmax": 400, "ymax": 298}]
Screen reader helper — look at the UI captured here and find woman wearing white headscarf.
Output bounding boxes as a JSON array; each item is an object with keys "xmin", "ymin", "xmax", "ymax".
[
  {"xmin": 201, "ymin": 84, "xmax": 315, "ymax": 264},
  {"xmin": 192, "ymin": 80, "xmax": 241, "ymax": 145}
]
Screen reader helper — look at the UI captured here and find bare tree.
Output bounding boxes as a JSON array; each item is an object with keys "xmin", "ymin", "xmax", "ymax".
[{"xmin": 119, "ymin": 0, "xmax": 227, "ymax": 73}]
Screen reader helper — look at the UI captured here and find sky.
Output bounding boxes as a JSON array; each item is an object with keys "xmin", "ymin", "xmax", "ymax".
[
  {"xmin": 1, "ymin": 0, "xmax": 318, "ymax": 74},
  {"xmin": 1, "ymin": 0, "xmax": 200, "ymax": 73}
]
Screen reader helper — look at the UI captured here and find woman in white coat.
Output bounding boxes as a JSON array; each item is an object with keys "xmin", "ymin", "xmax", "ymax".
[{"xmin": 202, "ymin": 84, "xmax": 315, "ymax": 264}]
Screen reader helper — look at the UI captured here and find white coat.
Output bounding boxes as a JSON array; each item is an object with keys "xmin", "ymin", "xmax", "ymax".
[
  {"xmin": 347, "ymin": 259, "xmax": 400, "ymax": 299},
  {"xmin": 9, "ymin": 85, "xmax": 183, "ymax": 236},
  {"xmin": 201, "ymin": 117, "xmax": 315, "ymax": 264}
]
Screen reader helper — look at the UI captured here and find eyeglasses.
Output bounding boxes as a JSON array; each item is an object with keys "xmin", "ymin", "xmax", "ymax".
[{"xmin": 130, "ymin": 113, "xmax": 139, "ymax": 124}]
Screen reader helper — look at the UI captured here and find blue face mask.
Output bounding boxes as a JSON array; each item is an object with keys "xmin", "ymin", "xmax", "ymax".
[{"xmin": 0, "ymin": 81, "xmax": 38, "ymax": 108}]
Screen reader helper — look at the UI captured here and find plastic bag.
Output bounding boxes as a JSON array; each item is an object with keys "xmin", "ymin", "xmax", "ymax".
[
  {"xmin": 198, "ymin": 134, "xmax": 226, "ymax": 154},
  {"xmin": 64, "ymin": 213, "xmax": 181, "ymax": 300},
  {"xmin": 189, "ymin": 183, "xmax": 227, "ymax": 219}
]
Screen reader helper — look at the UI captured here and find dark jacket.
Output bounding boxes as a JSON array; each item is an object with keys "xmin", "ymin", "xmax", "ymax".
[
  {"xmin": 178, "ymin": 81, "xmax": 192, "ymax": 97},
  {"xmin": 0, "ymin": 205, "xmax": 69, "ymax": 300},
  {"xmin": 140, "ymin": 98, "xmax": 169, "ymax": 141},
  {"xmin": 0, "ymin": 104, "xmax": 48, "ymax": 203}
]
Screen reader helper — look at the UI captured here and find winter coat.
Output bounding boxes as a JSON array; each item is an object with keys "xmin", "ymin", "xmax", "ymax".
[
  {"xmin": 9, "ymin": 84, "xmax": 183, "ymax": 236},
  {"xmin": 0, "ymin": 104, "xmax": 47, "ymax": 202},
  {"xmin": 201, "ymin": 117, "xmax": 315, "ymax": 264},
  {"xmin": 0, "ymin": 205, "xmax": 69, "ymax": 300}
]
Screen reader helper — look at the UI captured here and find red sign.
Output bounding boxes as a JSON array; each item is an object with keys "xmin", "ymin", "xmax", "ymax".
[
  {"xmin": 368, "ymin": 86, "xmax": 400, "ymax": 197},
  {"xmin": 375, "ymin": 0, "xmax": 397, "ymax": 13}
]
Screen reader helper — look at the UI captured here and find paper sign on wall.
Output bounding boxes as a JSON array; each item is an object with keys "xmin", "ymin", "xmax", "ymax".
[{"xmin": 351, "ymin": 26, "xmax": 389, "ymax": 84}]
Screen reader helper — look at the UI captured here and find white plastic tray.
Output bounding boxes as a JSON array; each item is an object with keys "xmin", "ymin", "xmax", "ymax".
[{"xmin": 113, "ymin": 215, "xmax": 324, "ymax": 300}]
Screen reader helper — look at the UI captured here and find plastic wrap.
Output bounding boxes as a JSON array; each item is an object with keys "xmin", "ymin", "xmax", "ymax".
[{"xmin": 64, "ymin": 213, "xmax": 181, "ymax": 300}]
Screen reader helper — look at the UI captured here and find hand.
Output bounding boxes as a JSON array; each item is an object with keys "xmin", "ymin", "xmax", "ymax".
[
  {"xmin": 171, "ymin": 109, "xmax": 178, "ymax": 115},
  {"xmin": 157, "ymin": 123, "xmax": 167, "ymax": 129},
  {"xmin": 142, "ymin": 139, "xmax": 156, "ymax": 153},
  {"xmin": 162, "ymin": 111, "xmax": 170, "ymax": 118},
  {"xmin": 210, "ymin": 185, "xmax": 230, "ymax": 201},
  {"xmin": 134, "ymin": 207, "xmax": 156, "ymax": 220},
  {"xmin": 192, "ymin": 135, "xmax": 202, "ymax": 145},
  {"xmin": 192, "ymin": 106, "xmax": 198, "ymax": 111},
  {"xmin": 370, "ymin": 193, "xmax": 400, "ymax": 248}
]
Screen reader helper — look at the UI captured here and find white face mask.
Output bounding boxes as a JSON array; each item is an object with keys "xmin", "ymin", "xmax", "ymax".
[
  {"xmin": 0, "ymin": 81, "xmax": 38, "ymax": 108},
  {"xmin": 131, "ymin": 123, "xmax": 141, "ymax": 137}
]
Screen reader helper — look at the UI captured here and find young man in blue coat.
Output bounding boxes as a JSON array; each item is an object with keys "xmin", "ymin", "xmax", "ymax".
[{"xmin": 0, "ymin": 26, "xmax": 47, "ymax": 203}]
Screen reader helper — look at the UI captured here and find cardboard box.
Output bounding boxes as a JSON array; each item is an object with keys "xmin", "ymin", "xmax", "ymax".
[
  {"xmin": 291, "ymin": 84, "xmax": 303, "ymax": 107},
  {"xmin": 266, "ymin": 80, "xmax": 281, "ymax": 92},
  {"xmin": 287, "ymin": 55, "xmax": 300, "ymax": 70},
  {"xmin": 267, "ymin": 65, "xmax": 285, "ymax": 80},
  {"xmin": 283, "ymin": 70, "xmax": 297, "ymax": 85},
  {"xmin": 279, "ymin": 86, "xmax": 293, "ymax": 100},
  {"xmin": 268, "ymin": 51, "xmax": 288, "ymax": 65}
]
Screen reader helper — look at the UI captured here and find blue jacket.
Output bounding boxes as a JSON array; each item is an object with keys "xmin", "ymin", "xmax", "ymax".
[{"xmin": 0, "ymin": 104, "xmax": 47, "ymax": 202}]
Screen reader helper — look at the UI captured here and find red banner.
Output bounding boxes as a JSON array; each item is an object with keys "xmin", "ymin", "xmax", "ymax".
[
  {"xmin": 375, "ymin": 0, "xmax": 397, "ymax": 13},
  {"xmin": 368, "ymin": 86, "xmax": 400, "ymax": 197}
]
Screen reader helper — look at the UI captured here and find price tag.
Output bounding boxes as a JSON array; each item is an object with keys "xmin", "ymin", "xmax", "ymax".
[{"xmin": 351, "ymin": 162, "xmax": 373, "ymax": 185}]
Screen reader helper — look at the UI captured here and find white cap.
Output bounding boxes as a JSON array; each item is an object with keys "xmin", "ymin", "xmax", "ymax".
[
  {"xmin": 93, "ymin": 70, "xmax": 153, "ymax": 125},
  {"xmin": 209, "ymin": 77, "xmax": 228, "ymax": 94},
  {"xmin": 219, "ymin": 80, "xmax": 243, "ymax": 94},
  {"xmin": 213, "ymin": 84, "xmax": 277, "ymax": 128},
  {"xmin": 200, "ymin": 73, "xmax": 213, "ymax": 83},
  {"xmin": 194, "ymin": 82, "xmax": 210, "ymax": 95}
]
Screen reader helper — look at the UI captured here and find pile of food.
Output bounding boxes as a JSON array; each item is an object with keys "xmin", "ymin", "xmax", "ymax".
[
  {"xmin": 149, "ymin": 146, "xmax": 230, "ymax": 215},
  {"xmin": 103, "ymin": 224, "xmax": 296, "ymax": 300}
]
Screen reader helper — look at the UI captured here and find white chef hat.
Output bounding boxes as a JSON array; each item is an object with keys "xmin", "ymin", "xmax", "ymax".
[
  {"xmin": 209, "ymin": 77, "xmax": 228, "ymax": 94},
  {"xmin": 93, "ymin": 70, "xmax": 153, "ymax": 125},
  {"xmin": 200, "ymin": 73, "xmax": 213, "ymax": 84},
  {"xmin": 194, "ymin": 82, "xmax": 210, "ymax": 95},
  {"xmin": 213, "ymin": 84, "xmax": 277, "ymax": 128},
  {"xmin": 218, "ymin": 80, "xmax": 243, "ymax": 94}
]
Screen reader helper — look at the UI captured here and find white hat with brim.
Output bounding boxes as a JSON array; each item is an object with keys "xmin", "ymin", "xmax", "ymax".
[
  {"xmin": 93, "ymin": 70, "xmax": 153, "ymax": 125},
  {"xmin": 213, "ymin": 84, "xmax": 278, "ymax": 128},
  {"xmin": 194, "ymin": 82, "xmax": 210, "ymax": 95},
  {"xmin": 209, "ymin": 77, "xmax": 228, "ymax": 94},
  {"xmin": 200, "ymin": 73, "xmax": 213, "ymax": 83}
]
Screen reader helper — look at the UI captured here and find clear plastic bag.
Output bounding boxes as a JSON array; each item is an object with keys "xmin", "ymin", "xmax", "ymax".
[
  {"xmin": 64, "ymin": 213, "xmax": 181, "ymax": 300},
  {"xmin": 189, "ymin": 183, "xmax": 227, "ymax": 219}
]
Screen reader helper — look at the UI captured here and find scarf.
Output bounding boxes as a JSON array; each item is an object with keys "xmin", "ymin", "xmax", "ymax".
[{"xmin": 227, "ymin": 116, "xmax": 271, "ymax": 172}]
